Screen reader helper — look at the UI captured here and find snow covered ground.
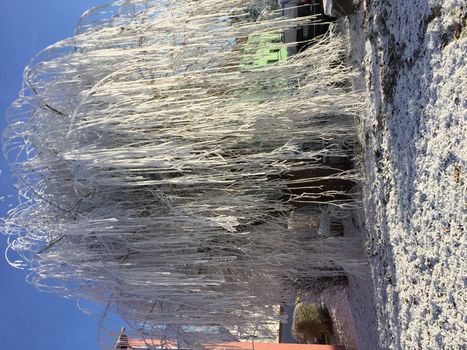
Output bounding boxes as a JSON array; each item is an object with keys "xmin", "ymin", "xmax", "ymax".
[{"xmin": 344, "ymin": 0, "xmax": 466, "ymax": 349}]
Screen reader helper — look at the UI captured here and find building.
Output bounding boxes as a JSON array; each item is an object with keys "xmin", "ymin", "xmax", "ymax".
[
  {"xmin": 115, "ymin": 328, "xmax": 346, "ymax": 350},
  {"xmin": 281, "ymin": 0, "xmax": 334, "ymax": 54}
]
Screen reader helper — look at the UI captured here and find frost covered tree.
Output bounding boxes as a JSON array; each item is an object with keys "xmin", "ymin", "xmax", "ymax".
[{"xmin": 2, "ymin": 0, "xmax": 364, "ymax": 347}]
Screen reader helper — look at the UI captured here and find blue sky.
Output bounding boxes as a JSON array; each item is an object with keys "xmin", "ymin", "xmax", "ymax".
[{"xmin": 0, "ymin": 1, "xmax": 124, "ymax": 349}]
